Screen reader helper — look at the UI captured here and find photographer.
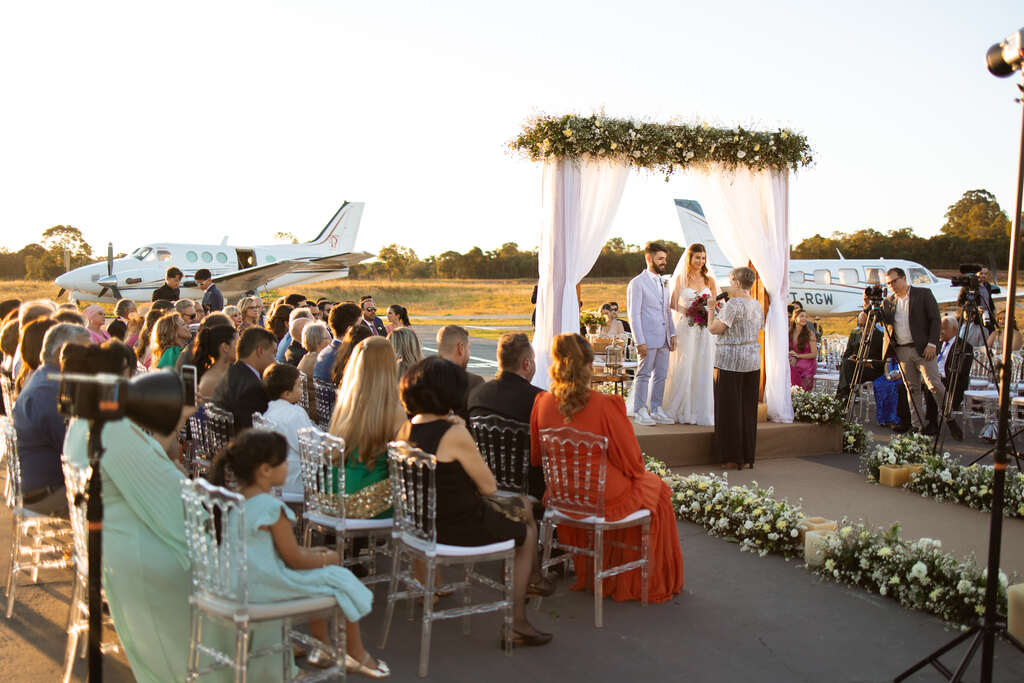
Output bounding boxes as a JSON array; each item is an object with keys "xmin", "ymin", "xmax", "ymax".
[
  {"xmin": 835, "ymin": 311, "xmax": 884, "ymax": 403},
  {"xmin": 957, "ymin": 267, "xmax": 1000, "ymax": 334},
  {"xmin": 873, "ymin": 267, "xmax": 963, "ymax": 440}
]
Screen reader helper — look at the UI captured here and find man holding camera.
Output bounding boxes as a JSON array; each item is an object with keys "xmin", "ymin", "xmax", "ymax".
[
  {"xmin": 875, "ymin": 267, "xmax": 963, "ymax": 440},
  {"xmin": 957, "ymin": 266, "xmax": 1000, "ymax": 334}
]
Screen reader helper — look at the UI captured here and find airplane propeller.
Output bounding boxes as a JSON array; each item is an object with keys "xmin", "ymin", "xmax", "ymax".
[{"xmin": 97, "ymin": 242, "xmax": 122, "ymax": 299}]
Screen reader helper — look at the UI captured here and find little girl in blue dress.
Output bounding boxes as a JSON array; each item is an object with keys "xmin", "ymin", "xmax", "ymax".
[{"xmin": 212, "ymin": 430, "xmax": 389, "ymax": 678}]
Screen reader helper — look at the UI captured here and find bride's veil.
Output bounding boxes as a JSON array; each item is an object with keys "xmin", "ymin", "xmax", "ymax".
[{"xmin": 668, "ymin": 244, "xmax": 716, "ymax": 326}]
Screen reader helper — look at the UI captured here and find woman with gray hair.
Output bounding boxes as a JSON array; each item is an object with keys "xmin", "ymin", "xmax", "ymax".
[{"xmin": 708, "ymin": 267, "xmax": 764, "ymax": 470}]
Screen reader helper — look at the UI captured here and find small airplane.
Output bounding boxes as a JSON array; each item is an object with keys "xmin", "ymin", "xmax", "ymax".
[
  {"xmin": 55, "ymin": 201, "xmax": 373, "ymax": 303},
  {"xmin": 673, "ymin": 199, "xmax": 962, "ymax": 316}
]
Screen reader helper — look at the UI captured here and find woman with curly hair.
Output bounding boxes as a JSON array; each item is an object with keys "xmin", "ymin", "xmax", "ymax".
[
  {"xmin": 134, "ymin": 308, "xmax": 164, "ymax": 368},
  {"xmin": 529, "ymin": 332, "xmax": 683, "ymax": 604},
  {"xmin": 151, "ymin": 313, "xmax": 190, "ymax": 369}
]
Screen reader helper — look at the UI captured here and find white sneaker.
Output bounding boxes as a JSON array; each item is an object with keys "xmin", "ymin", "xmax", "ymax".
[
  {"xmin": 651, "ymin": 408, "xmax": 676, "ymax": 425},
  {"xmin": 633, "ymin": 408, "xmax": 656, "ymax": 426}
]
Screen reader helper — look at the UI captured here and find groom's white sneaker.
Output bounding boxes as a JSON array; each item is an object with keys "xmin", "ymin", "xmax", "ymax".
[
  {"xmin": 633, "ymin": 408, "xmax": 656, "ymax": 426},
  {"xmin": 651, "ymin": 408, "xmax": 676, "ymax": 425}
]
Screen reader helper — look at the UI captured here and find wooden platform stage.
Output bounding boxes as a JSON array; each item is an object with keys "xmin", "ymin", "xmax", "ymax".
[{"xmin": 634, "ymin": 421, "xmax": 843, "ymax": 468}]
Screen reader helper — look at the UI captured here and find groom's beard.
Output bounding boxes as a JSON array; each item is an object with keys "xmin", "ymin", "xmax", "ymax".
[{"xmin": 650, "ymin": 264, "xmax": 666, "ymax": 275}]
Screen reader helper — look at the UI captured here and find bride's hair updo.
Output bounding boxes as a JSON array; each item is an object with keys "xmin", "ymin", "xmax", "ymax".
[
  {"xmin": 684, "ymin": 243, "xmax": 709, "ymax": 284},
  {"xmin": 549, "ymin": 333, "xmax": 594, "ymax": 423}
]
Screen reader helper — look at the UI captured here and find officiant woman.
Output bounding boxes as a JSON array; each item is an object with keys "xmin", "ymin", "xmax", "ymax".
[{"xmin": 708, "ymin": 267, "xmax": 764, "ymax": 470}]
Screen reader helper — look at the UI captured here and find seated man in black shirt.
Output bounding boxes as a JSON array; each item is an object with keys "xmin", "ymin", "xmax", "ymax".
[
  {"xmin": 105, "ymin": 298, "xmax": 137, "ymax": 340},
  {"xmin": 836, "ymin": 311, "xmax": 884, "ymax": 403},
  {"xmin": 213, "ymin": 327, "xmax": 276, "ymax": 431},
  {"xmin": 152, "ymin": 266, "xmax": 183, "ymax": 302},
  {"xmin": 468, "ymin": 332, "xmax": 544, "ymax": 499}
]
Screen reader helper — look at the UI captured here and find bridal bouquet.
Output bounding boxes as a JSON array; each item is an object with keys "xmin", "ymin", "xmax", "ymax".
[{"xmin": 685, "ymin": 293, "xmax": 710, "ymax": 327}]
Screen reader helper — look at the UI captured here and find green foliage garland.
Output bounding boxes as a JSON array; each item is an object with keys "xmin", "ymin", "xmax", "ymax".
[{"xmin": 510, "ymin": 114, "xmax": 813, "ymax": 175}]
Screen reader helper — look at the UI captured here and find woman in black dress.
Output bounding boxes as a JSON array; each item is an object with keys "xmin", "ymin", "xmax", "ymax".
[{"xmin": 399, "ymin": 357, "xmax": 553, "ymax": 647}]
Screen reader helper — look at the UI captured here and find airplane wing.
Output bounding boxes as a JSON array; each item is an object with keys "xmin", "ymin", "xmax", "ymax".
[
  {"xmin": 302, "ymin": 251, "xmax": 375, "ymax": 271},
  {"xmin": 208, "ymin": 251, "xmax": 374, "ymax": 294}
]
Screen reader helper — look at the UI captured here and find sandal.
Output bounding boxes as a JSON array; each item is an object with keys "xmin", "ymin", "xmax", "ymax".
[
  {"xmin": 526, "ymin": 575, "xmax": 556, "ymax": 598},
  {"xmin": 346, "ymin": 651, "xmax": 391, "ymax": 679},
  {"xmin": 306, "ymin": 647, "xmax": 335, "ymax": 669},
  {"xmin": 500, "ymin": 626, "xmax": 553, "ymax": 648}
]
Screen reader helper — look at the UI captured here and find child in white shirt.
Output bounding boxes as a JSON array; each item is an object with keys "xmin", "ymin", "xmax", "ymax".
[{"xmin": 261, "ymin": 363, "xmax": 315, "ymax": 496}]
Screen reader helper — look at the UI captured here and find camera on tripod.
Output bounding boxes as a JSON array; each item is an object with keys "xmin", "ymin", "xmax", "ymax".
[
  {"xmin": 950, "ymin": 263, "xmax": 983, "ymax": 293},
  {"xmin": 864, "ymin": 284, "xmax": 886, "ymax": 308}
]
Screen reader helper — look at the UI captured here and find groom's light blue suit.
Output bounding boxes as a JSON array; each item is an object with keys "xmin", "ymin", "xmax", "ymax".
[{"xmin": 626, "ymin": 269, "xmax": 674, "ymax": 414}]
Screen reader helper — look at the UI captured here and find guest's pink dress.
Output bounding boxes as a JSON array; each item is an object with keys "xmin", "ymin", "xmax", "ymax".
[{"xmin": 789, "ymin": 339, "xmax": 816, "ymax": 390}]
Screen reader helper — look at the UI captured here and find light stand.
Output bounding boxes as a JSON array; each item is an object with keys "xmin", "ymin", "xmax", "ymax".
[
  {"xmin": 86, "ymin": 420, "xmax": 107, "ymax": 682},
  {"xmin": 895, "ymin": 71, "xmax": 1024, "ymax": 683}
]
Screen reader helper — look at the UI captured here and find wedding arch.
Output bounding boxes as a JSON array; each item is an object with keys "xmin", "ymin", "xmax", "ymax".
[{"xmin": 510, "ymin": 114, "xmax": 814, "ymax": 423}]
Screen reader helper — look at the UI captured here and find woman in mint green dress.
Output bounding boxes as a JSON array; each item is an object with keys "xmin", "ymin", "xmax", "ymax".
[
  {"xmin": 329, "ymin": 337, "xmax": 407, "ymax": 519},
  {"xmin": 213, "ymin": 429, "xmax": 389, "ymax": 677}
]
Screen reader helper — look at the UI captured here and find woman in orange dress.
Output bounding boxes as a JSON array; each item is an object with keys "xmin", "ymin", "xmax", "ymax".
[{"xmin": 530, "ymin": 333, "xmax": 684, "ymax": 603}]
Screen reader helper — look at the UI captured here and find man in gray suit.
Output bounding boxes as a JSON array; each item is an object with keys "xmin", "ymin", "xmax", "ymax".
[{"xmin": 626, "ymin": 241, "xmax": 677, "ymax": 426}]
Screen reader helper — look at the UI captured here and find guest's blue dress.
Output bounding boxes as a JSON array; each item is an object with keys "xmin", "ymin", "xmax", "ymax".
[{"xmin": 873, "ymin": 359, "xmax": 901, "ymax": 426}]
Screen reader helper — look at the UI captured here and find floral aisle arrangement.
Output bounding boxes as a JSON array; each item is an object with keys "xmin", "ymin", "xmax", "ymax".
[
  {"xmin": 510, "ymin": 114, "xmax": 814, "ymax": 177},
  {"xmin": 905, "ymin": 453, "xmax": 1024, "ymax": 518},
  {"xmin": 685, "ymin": 293, "xmax": 710, "ymax": 328},
  {"xmin": 809, "ymin": 522, "xmax": 1008, "ymax": 625},
  {"xmin": 860, "ymin": 432, "xmax": 933, "ymax": 482},
  {"xmin": 790, "ymin": 387, "xmax": 869, "ymax": 455}
]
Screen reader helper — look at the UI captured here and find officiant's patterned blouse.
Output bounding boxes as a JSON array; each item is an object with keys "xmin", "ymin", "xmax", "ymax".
[{"xmin": 715, "ymin": 298, "xmax": 763, "ymax": 372}]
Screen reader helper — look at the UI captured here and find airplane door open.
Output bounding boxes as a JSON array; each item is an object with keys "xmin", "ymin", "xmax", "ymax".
[{"xmin": 236, "ymin": 249, "xmax": 257, "ymax": 269}]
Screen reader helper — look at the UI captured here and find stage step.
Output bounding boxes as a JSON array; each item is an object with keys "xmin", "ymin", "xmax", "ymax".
[{"xmin": 634, "ymin": 422, "xmax": 842, "ymax": 468}]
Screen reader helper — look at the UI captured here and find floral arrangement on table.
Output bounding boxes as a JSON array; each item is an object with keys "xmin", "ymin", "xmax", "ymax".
[
  {"xmin": 641, "ymin": 454, "xmax": 1012, "ymax": 626},
  {"xmin": 905, "ymin": 453, "xmax": 1024, "ymax": 518},
  {"xmin": 860, "ymin": 432, "xmax": 934, "ymax": 482},
  {"xmin": 685, "ymin": 293, "xmax": 710, "ymax": 328},
  {"xmin": 810, "ymin": 522, "xmax": 1009, "ymax": 626},
  {"xmin": 510, "ymin": 114, "xmax": 814, "ymax": 177},
  {"xmin": 580, "ymin": 311, "xmax": 606, "ymax": 331},
  {"xmin": 790, "ymin": 387, "xmax": 869, "ymax": 455}
]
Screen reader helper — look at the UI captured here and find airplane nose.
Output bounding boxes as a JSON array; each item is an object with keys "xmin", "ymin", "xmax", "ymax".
[{"xmin": 54, "ymin": 272, "xmax": 72, "ymax": 287}]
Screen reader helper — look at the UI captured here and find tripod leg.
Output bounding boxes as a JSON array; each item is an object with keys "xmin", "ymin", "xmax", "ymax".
[
  {"xmin": 949, "ymin": 629, "xmax": 984, "ymax": 683},
  {"xmin": 894, "ymin": 626, "xmax": 978, "ymax": 682}
]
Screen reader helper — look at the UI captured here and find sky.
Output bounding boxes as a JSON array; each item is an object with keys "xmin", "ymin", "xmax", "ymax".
[{"xmin": 0, "ymin": 1, "xmax": 1021, "ymax": 261}]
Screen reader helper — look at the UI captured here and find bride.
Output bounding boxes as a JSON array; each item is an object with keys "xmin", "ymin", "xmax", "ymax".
[{"xmin": 662, "ymin": 243, "xmax": 716, "ymax": 425}]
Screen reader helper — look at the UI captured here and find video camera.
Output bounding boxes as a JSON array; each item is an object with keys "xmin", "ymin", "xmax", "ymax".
[
  {"xmin": 950, "ymin": 263, "xmax": 983, "ymax": 291},
  {"xmin": 56, "ymin": 366, "xmax": 197, "ymax": 436},
  {"xmin": 864, "ymin": 285, "xmax": 887, "ymax": 308}
]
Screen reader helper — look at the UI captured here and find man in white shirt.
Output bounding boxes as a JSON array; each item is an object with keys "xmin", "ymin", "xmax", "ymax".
[{"xmin": 626, "ymin": 242, "xmax": 677, "ymax": 426}]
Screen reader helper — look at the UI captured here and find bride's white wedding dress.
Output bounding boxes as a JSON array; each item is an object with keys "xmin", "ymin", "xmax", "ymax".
[{"xmin": 663, "ymin": 286, "xmax": 715, "ymax": 425}]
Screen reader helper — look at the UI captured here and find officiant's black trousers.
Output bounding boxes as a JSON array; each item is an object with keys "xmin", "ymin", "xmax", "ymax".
[{"xmin": 713, "ymin": 368, "xmax": 760, "ymax": 466}]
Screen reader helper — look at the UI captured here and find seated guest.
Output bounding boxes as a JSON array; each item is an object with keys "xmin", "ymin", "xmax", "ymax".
[
  {"xmin": 385, "ymin": 304, "xmax": 410, "ymax": 334},
  {"xmin": 151, "ymin": 266, "xmax": 182, "ymax": 302},
  {"xmin": 960, "ymin": 308, "xmax": 987, "ymax": 348},
  {"xmin": 283, "ymin": 316, "xmax": 311, "ymax": 366},
  {"xmin": 314, "ymin": 302, "xmax": 362, "ymax": 383},
  {"xmin": 873, "ymin": 358, "xmax": 902, "ymax": 427},
  {"xmin": 223, "ymin": 304, "xmax": 242, "ymax": 328},
  {"xmin": 15, "ymin": 318, "xmax": 58, "ymax": 394},
  {"xmin": 0, "ymin": 299, "xmax": 20, "ymax": 323},
  {"xmin": 284, "ymin": 292, "xmax": 307, "ymax": 309},
  {"xmin": 192, "ymin": 324, "xmax": 238, "ymax": 402},
  {"xmin": 237, "ymin": 295, "xmax": 264, "ymax": 332},
  {"xmin": 987, "ymin": 308, "xmax": 1023, "ymax": 355},
  {"xmin": 12, "ymin": 300, "xmax": 57, "ymax": 379},
  {"xmin": 597, "ymin": 303, "xmax": 626, "ymax": 338},
  {"xmin": 194, "ymin": 268, "xmax": 223, "ymax": 313},
  {"xmin": 436, "ymin": 324, "xmax": 484, "ymax": 412},
  {"xmin": 1, "ymin": 319, "xmax": 19, "ymax": 379},
  {"xmin": 105, "ymin": 299, "xmax": 137, "ymax": 340},
  {"xmin": 12, "ymin": 323, "xmax": 91, "ymax": 515},
  {"xmin": 924, "ymin": 316, "xmax": 974, "ymax": 434},
  {"xmin": 530, "ymin": 333, "xmax": 684, "ymax": 603},
  {"xmin": 276, "ymin": 307, "xmax": 313, "ymax": 362},
  {"xmin": 261, "ymin": 363, "xmax": 314, "ymax": 497},
  {"xmin": 401, "ymin": 357, "xmax": 553, "ymax": 646},
  {"xmin": 150, "ymin": 299, "xmax": 175, "ymax": 314},
  {"xmin": 331, "ymin": 324, "xmax": 373, "ymax": 385},
  {"xmin": 329, "ymin": 337, "xmax": 405, "ymax": 519},
  {"xmin": 317, "ymin": 299, "xmax": 333, "ymax": 320},
  {"xmin": 297, "ymin": 321, "xmax": 331, "ymax": 380},
  {"xmin": 134, "ymin": 308, "xmax": 165, "ymax": 368},
  {"xmin": 152, "ymin": 313, "xmax": 190, "ymax": 369},
  {"xmin": 788, "ymin": 309, "xmax": 817, "ymax": 390},
  {"xmin": 174, "ymin": 311, "xmax": 233, "ymax": 372},
  {"xmin": 836, "ymin": 311, "xmax": 884, "ymax": 403},
  {"xmin": 388, "ymin": 327, "xmax": 422, "ymax": 379},
  {"xmin": 266, "ymin": 303, "xmax": 294, "ymax": 343},
  {"xmin": 83, "ymin": 304, "xmax": 111, "ymax": 344},
  {"xmin": 359, "ymin": 296, "xmax": 387, "ymax": 336},
  {"xmin": 174, "ymin": 298, "xmax": 201, "ymax": 327},
  {"xmin": 468, "ymin": 332, "xmax": 543, "ymax": 499},
  {"xmin": 213, "ymin": 326, "xmax": 276, "ymax": 430},
  {"xmin": 54, "ymin": 309, "xmax": 86, "ymax": 325}
]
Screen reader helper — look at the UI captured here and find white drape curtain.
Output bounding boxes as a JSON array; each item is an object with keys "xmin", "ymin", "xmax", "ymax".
[
  {"xmin": 690, "ymin": 165, "xmax": 794, "ymax": 422},
  {"xmin": 532, "ymin": 156, "xmax": 629, "ymax": 390}
]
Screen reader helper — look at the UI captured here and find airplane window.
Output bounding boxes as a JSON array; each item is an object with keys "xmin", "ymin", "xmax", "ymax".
[
  {"xmin": 789, "ymin": 271, "xmax": 805, "ymax": 283},
  {"xmin": 838, "ymin": 268, "xmax": 859, "ymax": 285},
  {"xmin": 135, "ymin": 247, "xmax": 152, "ymax": 261},
  {"xmin": 186, "ymin": 251, "xmax": 198, "ymax": 263},
  {"xmin": 201, "ymin": 251, "xmax": 213, "ymax": 263},
  {"xmin": 813, "ymin": 269, "xmax": 832, "ymax": 285},
  {"xmin": 157, "ymin": 249, "xmax": 172, "ymax": 262},
  {"xmin": 909, "ymin": 268, "xmax": 932, "ymax": 285},
  {"xmin": 216, "ymin": 252, "xmax": 228, "ymax": 263},
  {"xmin": 266, "ymin": 255, "xmax": 276, "ymax": 263},
  {"xmin": 864, "ymin": 268, "xmax": 883, "ymax": 284},
  {"xmin": 143, "ymin": 250, "xmax": 157, "ymax": 261}
]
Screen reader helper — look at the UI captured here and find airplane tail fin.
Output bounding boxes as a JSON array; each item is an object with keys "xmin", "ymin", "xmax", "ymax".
[
  {"xmin": 308, "ymin": 201, "xmax": 365, "ymax": 252},
  {"xmin": 673, "ymin": 199, "xmax": 733, "ymax": 275}
]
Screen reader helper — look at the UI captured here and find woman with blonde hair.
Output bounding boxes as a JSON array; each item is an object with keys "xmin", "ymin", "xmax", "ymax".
[
  {"xmin": 134, "ymin": 308, "xmax": 164, "ymax": 368},
  {"xmin": 222, "ymin": 304, "xmax": 242, "ymax": 328},
  {"xmin": 152, "ymin": 313, "xmax": 190, "ymax": 369},
  {"xmin": 237, "ymin": 296, "xmax": 263, "ymax": 331},
  {"xmin": 387, "ymin": 326, "xmax": 422, "ymax": 379},
  {"xmin": 529, "ymin": 332, "xmax": 684, "ymax": 604},
  {"xmin": 328, "ymin": 337, "xmax": 405, "ymax": 519}
]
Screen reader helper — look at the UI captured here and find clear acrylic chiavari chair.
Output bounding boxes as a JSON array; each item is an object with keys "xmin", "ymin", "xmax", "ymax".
[
  {"xmin": 313, "ymin": 379, "xmax": 336, "ymax": 431},
  {"xmin": 468, "ymin": 414, "xmax": 534, "ymax": 499}
]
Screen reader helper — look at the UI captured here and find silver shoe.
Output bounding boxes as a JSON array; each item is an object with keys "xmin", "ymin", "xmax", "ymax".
[{"xmin": 346, "ymin": 652, "xmax": 391, "ymax": 679}]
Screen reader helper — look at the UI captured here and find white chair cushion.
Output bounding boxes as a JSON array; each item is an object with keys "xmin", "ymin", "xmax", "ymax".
[
  {"xmin": 965, "ymin": 390, "xmax": 999, "ymax": 400},
  {"xmin": 304, "ymin": 510, "xmax": 393, "ymax": 531},
  {"xmin": 195, "ymin": 593, "xmax": 337, "ymax": 621},
  {"xmin": 969, "ymin": 378, "xmax": 989, "ymax": 389},
  {"xmin": 401, "ymin": 534, "xmax": 514, "ymax": 558},
  {"xmin": 544, "ymin": 507, "xmax": 651, "ymax": 526}
]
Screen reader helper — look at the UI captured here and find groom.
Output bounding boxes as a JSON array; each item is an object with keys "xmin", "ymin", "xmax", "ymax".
[{"xmin": 626, "ymin": 241, "xmax": 676, "ymax": 426}]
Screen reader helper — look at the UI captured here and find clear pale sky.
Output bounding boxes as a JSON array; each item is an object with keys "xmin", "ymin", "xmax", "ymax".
[{"xmin": 0, "ymin": 1, "xmax": 1020, "ymax": 260}]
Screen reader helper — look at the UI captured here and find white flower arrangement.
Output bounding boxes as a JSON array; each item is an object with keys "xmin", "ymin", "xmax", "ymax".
[
  {"xmin": 860, "ymin": 432, "xmax": 933, "ymax": 481},
  {"xmin": 790, "ymin": 387, "xmax": 869, "ymax": 454},
  {"xmin": 905, "ymin": 453, "xmax": 1024, "ymax": 518}
]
